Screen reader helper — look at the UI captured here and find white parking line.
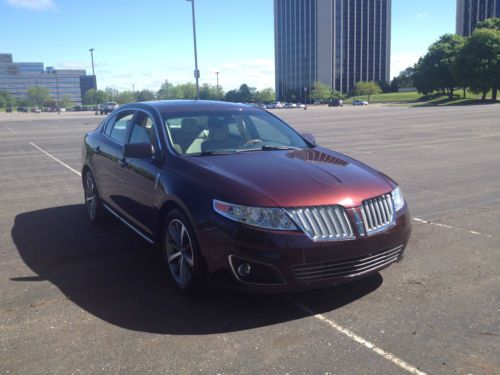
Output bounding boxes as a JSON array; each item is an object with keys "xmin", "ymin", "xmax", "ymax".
[
  {"xmin": 2, "ymin": 125, "xmax": 18, "ymax": 134},
  {"xmin": 412, "ymin": 217, "xmax": 491, "ymax": 238},
  {"xmin": 290, "ymin": 300, "xmax": 427, "ymax": 375},
  {"xmin": 29, "ymin": 142, "xmax": 81, "ymax": 177}
]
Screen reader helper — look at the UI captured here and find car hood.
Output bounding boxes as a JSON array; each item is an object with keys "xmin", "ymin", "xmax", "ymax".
[{"xmin": 176, "ymin": 147, "xmax": 394, "ymax": 208}]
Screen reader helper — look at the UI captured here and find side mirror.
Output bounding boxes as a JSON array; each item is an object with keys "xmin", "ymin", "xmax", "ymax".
[
  {"xmin": 302, "ymin": 133, "xmax": 316, "ymax": 145},
  {"xmin": 123, "ymin": 143, "xmax": 154, "ymax": 159}
]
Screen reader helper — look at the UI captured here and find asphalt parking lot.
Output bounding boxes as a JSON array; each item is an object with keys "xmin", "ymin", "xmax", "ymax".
[{"xmin": 1, "ymin": 104, "xmax": 499, "ymax": 374}]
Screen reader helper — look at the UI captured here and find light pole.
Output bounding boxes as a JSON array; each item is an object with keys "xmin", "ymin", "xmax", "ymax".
[
  {"xmin": 186, "ymin": 0, "xmax": 200, "ymax": 100},
  {"xmin": 215, "ymin": 71, "xmax": 220, "ymax": 100},
  {"xmin": 89, "ymin": 48, "xmax": 95, "ymax": 76}
]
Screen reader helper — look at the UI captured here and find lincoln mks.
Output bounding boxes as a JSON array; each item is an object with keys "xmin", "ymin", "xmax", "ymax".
[{"xmin": 82, "ymin": 100, "xmax": 411, "ymax": 293}]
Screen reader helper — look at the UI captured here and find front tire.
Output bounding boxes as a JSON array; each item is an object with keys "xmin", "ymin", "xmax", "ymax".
[
  {"xmin": 83, "ymin": 170, "xmax": 105, "ymax": 223},
  {"xmin": 162, "ymin": 210, "xmax": 203, "ymax": 294}
]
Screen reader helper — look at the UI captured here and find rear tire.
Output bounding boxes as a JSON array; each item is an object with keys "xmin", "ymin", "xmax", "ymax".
[
  {"xmin": 162, "ymin": 209, "xmax": 203, "ymax": 294},
  {"xmin": 83, "ymin": 170, "xmax": 105, "ymax": 223}
]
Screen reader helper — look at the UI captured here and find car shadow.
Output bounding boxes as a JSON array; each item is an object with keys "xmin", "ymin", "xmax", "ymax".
[{"xmin": 11, "ymin": 204, "xmax": 383, "ymax": 335}]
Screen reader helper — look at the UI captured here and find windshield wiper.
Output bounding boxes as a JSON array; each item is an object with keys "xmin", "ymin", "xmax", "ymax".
[
  {"xmin": 261, "ymin": 145, "xmax": 301, "ymax": 151},
  {"xmin": 196, "ymin": 150, "xmax": 236, "ymax": 156}
]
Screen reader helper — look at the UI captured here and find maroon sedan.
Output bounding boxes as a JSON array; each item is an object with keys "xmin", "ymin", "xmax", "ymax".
[{"xmin": 82, "ymin": 100, "xmax": 411, "ymax": 293}]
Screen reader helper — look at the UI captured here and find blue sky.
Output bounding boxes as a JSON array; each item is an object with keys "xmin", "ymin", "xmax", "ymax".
[{"xmin": 0, "ymin": 0, "xmax": 456, "ymax": 91}]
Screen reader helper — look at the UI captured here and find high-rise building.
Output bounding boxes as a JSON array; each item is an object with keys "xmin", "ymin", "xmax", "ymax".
[
  {"xmin": 456, "ymin": 0, "xmax": 500, "ymax": 36},
  {"xmin": 0, "ymin": 53, "xmax": 96, "ymax": 105},
  {"xmin": 274, "ymin": 0, "xmax": 391, "ymax": 101}
]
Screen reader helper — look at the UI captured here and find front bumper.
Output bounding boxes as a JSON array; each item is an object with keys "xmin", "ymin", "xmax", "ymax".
[{"xmin": 196, "ymin": 204, "xmax": 411, "ymax": 293}]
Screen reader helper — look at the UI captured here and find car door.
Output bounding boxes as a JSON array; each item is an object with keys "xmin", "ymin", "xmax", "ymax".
[
  {"xmin": 115, "ymin": 110, "xmax": 162, "ymax": 235},
  {"xmin": 92, "ymin": 110, "xmax": 134, "ymax": 206}
]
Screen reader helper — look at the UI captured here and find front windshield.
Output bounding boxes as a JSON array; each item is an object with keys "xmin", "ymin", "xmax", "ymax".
[{"xmin": 163, "ymin": 110, "xmax": 311, "ymax": 155}]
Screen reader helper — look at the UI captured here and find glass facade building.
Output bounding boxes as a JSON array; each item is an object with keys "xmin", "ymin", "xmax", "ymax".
[
  {"xmin": 0, "ymin": 53, "xmax": 96, "ymax": 105},
  {"xmin": 274, "ymin": 0, "xmax": 391, "ymax": 101},
  {"xmin": 456, "ymin": 0, "xmax": 500, "ymax": 36}
]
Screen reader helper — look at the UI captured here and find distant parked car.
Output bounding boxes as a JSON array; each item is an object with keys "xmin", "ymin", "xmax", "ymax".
[
  {"xmin": 352, "ymin": 100, "xmax": 368, "ymax": 106},
  {"xmin": 297, "ymin": 103, "xmax": 306, "ymax": 108},
  {"xmin": 252, "ymin": 103, "xmax": 267, "ymax": 110},
  {"xmin": 17, "ymin": 107, "xmax": 29, "ymax": 113},
  {"xmin": 328, "ymin": 99, "xmax": 343, "ymax": 107},
  {"xmin": 6, "ymin": 105, "xmax": 13, "ymax": 113},
  {"xmin": 100, "ymin": 102, "xmax": 118, "ymax": 115},
  {"xmin": 284, "ymin": 103, "xmax": 297, "ymax": 108},
  {"xmin": 31, "ymin": 107, "xmax": 42, "ymax": 113}
]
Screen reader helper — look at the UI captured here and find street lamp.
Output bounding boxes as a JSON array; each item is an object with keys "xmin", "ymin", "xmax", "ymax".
[
  {"xmin": 215, "ymin": 71, "xmax": 220, "ymax": 100},
  {"xmin": 186, "ymin": 0, "xmax": 200, "ymax": 100},
  {"xmin": 89, "ymin": 48, "xmax": 95, "ymax": 76}
]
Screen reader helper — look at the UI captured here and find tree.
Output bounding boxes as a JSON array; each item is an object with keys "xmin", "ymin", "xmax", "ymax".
[
  {"xmin": 26, "ymin": 86, "xmax": 50, "ymax": 107},
  {"xmin": 0, "ymin": 91, "xmax": 17, "ymax": 109},
  {"xmin": 115, "ymin": 91, "xmax": 135, "ymax": 104},
  {"xmin": 393, "ymin": 66, "xmax": 416, "ymax": 89},
  {"xmin": 238, "ymin": 84, "xmax": 255, "ymax": 102},
  {"xmin": 105, "ymin": 87, "xmax": 119, "ymax": 101},
  {"xmin": 84, "ymin": 89, "xmax": 107, "ymax": 105},
  {"xmin": 476, "ymin": 17, "xmax": 500, "ymax": 31},
  {"xmin": 310, "ymin": 81, "xmax": 332, "ymax": 102},
  {"xmin": 377, "ymin": 80, "xmax": 391, "ymax": 93},
  {"xmin": 354, "ymin": 81, "xmax": 382, "ymax": 101},
  {"xmin": 224, "ymin": 84, "xmax": 256, "ymax": 102},
  {"xmin": 157, "ymin": 80, "xmax": 174, "ymax": 99},
  {"xmin": 59, "ymin": 95, "xmax": 73, "ymax": 109},
  {"xmin": 413, "ymin": 34, "xmax": 465, "ymax": 99},
  {"xmin": 199, "ymin": 83, "xmax": 220, "ymax": 100},
  {"xmin": 137, "ymin": 89, "xmax": 155, "ymax": 102},
  {"xmin": 456, "ymin": 28, "xmax": 500, "ymax": 100},
  {"xmin": 255, "ymin": 88, "xmax": 275, "ymax": 103}
]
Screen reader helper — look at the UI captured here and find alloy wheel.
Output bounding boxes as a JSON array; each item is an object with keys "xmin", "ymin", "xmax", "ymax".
[
  {"xmin": 165, "ymin": 219, "xmax": 194, "ymax": 286},
  {"xmin": 84, "ymin": 173, "xmax": 97, "ymax": 220}
]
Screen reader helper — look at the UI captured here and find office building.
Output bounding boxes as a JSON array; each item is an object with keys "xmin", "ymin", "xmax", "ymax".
[
  {"xmin": 0, "ymin": 53, "xmax": 96, "ymax": 105},
  {"xmin": 274, "ymin": 0, "xmax": 391, "ymax": 101},
  {"xmin": 456, "ymin": 0, "xmax": 500, "ymax": 36}
]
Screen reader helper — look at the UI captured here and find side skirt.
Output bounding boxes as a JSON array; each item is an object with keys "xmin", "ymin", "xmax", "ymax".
[{"xmin": 102, "ymin": 202, "xmax": 156, "ymax": 245}]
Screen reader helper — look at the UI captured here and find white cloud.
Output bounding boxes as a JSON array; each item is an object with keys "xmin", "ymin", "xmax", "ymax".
[
  {"xmin": 210, "ymin": 58, "xmax": 275, "ymax": 90},
  {"xmin": 391, "ymin": 53, "xmax": 422, "ymax": 78},
  {"xmin": 88, "ymin": 59, "xmax": 276, "ymax": 92},
  {"xmin": 6, "ymin": 0, "xmax": 56, "ymax": 11}
]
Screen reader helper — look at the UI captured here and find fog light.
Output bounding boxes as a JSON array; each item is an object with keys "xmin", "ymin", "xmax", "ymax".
[{"xmin": 237, "ymin": 263, "xmax": 251, "ymax": 277}]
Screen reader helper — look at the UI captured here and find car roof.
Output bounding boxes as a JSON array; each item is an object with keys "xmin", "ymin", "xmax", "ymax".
[{"xmin": 118, "ymin": 100, "xmax": 260, "ymax": 115}]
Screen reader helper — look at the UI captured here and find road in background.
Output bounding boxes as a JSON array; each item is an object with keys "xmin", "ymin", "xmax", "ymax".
[{"xmin": 1, "ymin": 105, "xmax": 499, "ymax": 374}]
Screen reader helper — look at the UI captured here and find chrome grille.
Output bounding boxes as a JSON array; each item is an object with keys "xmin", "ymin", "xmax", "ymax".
[
  {"xmin": 285, "ymin": 205, "xmax": 354, "ymax": 242},
  {"xmin": 361, "ymin": 194, "xmax": 395, "ymax": 235},
  {"xmin": 292, "ymin": 244, "xmax": 404, "ymax": 283}
]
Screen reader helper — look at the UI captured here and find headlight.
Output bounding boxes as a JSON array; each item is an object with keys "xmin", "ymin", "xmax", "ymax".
[
  {"xmin": 391, "ymin": 186, "xmax": 405, "ymax": 211},
  {"xmin": 213, "ymin": 199, "xmax": 298, "ymax": 231}
]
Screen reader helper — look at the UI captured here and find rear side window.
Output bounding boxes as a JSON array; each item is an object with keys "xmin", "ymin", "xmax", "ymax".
[{"xmin": 105, "ymin": 111, "xmax": 134, "ymax": 144}]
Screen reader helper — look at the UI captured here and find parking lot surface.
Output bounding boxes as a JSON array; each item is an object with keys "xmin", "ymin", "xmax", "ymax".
[{"xmin": 1, "ymin": 104, "xmax": 499, "ymax": 374}]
